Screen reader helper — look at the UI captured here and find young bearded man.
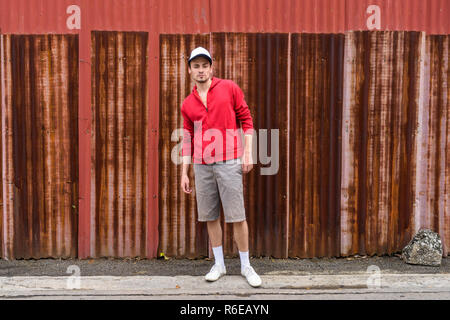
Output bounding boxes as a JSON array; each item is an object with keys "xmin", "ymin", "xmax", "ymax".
[{"xmin": 180, "ymin": 47, "xmax": 262, "ymax": 287}]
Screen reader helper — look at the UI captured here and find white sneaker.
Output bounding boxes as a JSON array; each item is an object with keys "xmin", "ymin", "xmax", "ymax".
[
  {"xmin": 205, "ymin": 264, "xmax": 226, "ymax": 282},
  {"xmin": 241, "ymin": 266, "xmax": 262, "ymax": 287}
]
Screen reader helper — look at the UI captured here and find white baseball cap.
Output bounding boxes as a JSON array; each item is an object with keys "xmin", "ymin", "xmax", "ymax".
[{"xmin": 188, "ymin": 47, "xmax": 212, "ymax": 65}]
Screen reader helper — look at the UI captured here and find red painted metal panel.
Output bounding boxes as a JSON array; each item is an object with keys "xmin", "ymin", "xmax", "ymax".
[
  {"xmin": 210, "ymin": 0, "xmax": 347, "ymax": 33},
  {"xmin": 1, "ymin": 0, "xmax": 449, "ymax": 34}
]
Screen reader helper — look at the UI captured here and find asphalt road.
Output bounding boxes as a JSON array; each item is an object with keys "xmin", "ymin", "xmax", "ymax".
[{"xmin": 0, "ymin": 255, "xmax": 448, "ymax": 277}]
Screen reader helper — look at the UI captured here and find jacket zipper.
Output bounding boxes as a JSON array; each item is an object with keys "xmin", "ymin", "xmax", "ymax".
[{"xmin": 195, "ymin": 92, "xmax": 208, "ymax": 112}]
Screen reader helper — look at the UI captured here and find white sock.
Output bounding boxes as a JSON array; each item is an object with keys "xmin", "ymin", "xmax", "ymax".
[
  {"xmin": 212, "ymin": 245, "xmax": 225, "ymax": 267},
  {"xmin": 239, "ymin": 251, "xmax": 250, "ymax": 272}
]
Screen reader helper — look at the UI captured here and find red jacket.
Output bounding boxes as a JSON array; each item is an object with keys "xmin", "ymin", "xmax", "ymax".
[{"xmin": 181, "ymin": 77, "xmax": 254, "ymax": 164}]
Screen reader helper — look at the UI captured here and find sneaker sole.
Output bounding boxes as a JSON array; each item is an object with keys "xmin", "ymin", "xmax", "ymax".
[
  {"xmin": 205, "ymin": 273, "xmax": 225, "ymax": 282},
  {"xmin": 248, "ymin": 281, "xmax": 262, "ymax": 287},
  {"xmin": 241, "ymin": 274, "xmax": 262, "ymax": 287}
]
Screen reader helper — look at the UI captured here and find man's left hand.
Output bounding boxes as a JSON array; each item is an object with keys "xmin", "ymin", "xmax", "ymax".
[{"xmin": 242, "ymin": 153, "xmax": 253, "ymax": 174}]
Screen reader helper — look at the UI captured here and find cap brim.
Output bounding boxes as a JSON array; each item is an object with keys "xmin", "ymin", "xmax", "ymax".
[{"xmin": 188, "ymin": 54, "xmax": 212, "ymax": 64}]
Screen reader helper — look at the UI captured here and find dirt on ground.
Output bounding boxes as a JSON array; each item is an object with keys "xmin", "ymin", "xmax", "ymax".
[{"xmin": 0, "ymin": 255, "xmax": 448, "ymax": 277}]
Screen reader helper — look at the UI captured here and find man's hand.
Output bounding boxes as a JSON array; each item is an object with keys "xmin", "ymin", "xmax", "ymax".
[
  {"xmin": 242, "ymin": 134, "xmax": 254, "ymax": 174},
  {"xmin": 181, "ymin": 156, "xmax": 193, "ymax": 194},
  {"xmin": 181, "ymin": 174, "xmax": 193, "ymax": 194},
  {"xmin": 242, "ymin": 151, "xmax": 253, "ymax": 174}
]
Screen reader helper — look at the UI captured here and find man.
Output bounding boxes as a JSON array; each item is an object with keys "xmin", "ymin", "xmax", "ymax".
[{"xmin": 180, "ymin": 47, "xmax": 262, "ymax": 287}]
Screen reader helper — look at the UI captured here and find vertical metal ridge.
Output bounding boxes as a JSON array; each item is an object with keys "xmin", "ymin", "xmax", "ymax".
[
  {"xmin": 285, "ymin": 32, "xmax": 291, "ymax": 259},
  {"xmin": 0, "ymin": 33, "xmax": 3, "ymax": 259}
]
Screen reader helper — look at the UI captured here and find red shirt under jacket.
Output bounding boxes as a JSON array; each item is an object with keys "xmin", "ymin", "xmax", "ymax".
[{"xmin": 181, "ymin": 77, "xmax": 254, "ymax": 164}]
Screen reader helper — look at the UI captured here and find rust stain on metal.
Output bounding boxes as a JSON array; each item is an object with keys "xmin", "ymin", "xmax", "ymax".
[
  {"xmin": 1, "ymin": 34, "xmax": 78, "ymax": 259},
  {"xmin": 341, "ymin": 31, "xmax": 422, "ymax": 256},
  {"xmin": 289, "ymin": 33, "xmax": 344, "ymax": 258},
  {"xmin": 415, "ymin": 34, "xmax": 450, "ymax": 256},
  {"xmin": 91, "ymin": 31, "xmax": 148, "ymax": 258},
  {"xmin": 158, "ymin": 34, "xmax": 210, "ymax": 258}
]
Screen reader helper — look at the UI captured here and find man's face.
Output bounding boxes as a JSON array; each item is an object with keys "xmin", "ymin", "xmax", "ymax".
[{"xmin": 188, "ymin": 56, "xmax": 213, "ymax": 83}]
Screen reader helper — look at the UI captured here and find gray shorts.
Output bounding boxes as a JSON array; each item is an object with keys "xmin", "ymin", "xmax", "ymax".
[{"xmin": 193, "ymin": 158, "xmax": 246, "ymax": 223}]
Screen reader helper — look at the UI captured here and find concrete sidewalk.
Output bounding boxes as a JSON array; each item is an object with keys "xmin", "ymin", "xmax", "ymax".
[
  {"xmin": 0, "ymin": 256, "xmax": 448, "ymax": 299},
  {"xmin": 1, "ymin": 273, "xmax": 450, "ymax": 299}
]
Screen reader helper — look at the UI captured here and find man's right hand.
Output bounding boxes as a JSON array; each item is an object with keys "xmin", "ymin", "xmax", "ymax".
[{"xmin": 181, "ymin": 174, "xmax": 193, "ymax": 194}]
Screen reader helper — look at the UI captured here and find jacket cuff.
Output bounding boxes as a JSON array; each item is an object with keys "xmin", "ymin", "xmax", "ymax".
[{"xmin": 243, "ymin": 128, "xmax": 254, "ymax": 136}]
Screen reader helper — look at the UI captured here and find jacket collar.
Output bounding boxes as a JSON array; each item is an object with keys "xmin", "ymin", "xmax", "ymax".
[{"xmin": 193, "ymin": 76, "xmax": 220, "ymax": 95}]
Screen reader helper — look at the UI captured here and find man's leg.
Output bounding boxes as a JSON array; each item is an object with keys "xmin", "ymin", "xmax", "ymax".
[
  {"xmin": 232, "ymin": 220, "xmax": 249, "ymax": 252},
  {"xmin": 207, "ymin": 218, "xmax": 225, "ymax": 267},
  {"xmin": 207, "ymin": 218, "xmax": 223, "ymax": 248},
  {"xmin": 233, "ymin": 220, "xmax": 261, "ymax": 287},
  {"xmin": 233, "ymin": 221, "xmax": 250, "ymax": 272},
  {"xmin": 193, "ymin": 163, "xmax": 225, "ymax": 281},
  {"xmin": 214, "ymin": 159, "xmax": 261, "ymax": 287},
  {"xmin": 204, "ymin": 219, "xmax": 226, "ymax": 282}
]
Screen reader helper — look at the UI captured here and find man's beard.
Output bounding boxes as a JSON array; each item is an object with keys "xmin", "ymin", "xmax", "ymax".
[{"xmin": 195, "ymin": 77, "xmax": 208, "ymax": 83}]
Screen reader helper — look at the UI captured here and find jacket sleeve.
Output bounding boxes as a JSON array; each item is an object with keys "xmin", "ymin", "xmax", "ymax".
[
  {"xmin": 231, "ymin": 81, "xmax": 254, "ymax": 136},
  {"xmin": 181, "ymin": 105, "xmax": 194, "ymax": 157}
]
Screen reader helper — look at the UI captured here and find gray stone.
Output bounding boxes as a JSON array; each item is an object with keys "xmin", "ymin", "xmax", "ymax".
[{"xmin": 402, "ymin": 229, "xmax": 443, "ymax": 266}]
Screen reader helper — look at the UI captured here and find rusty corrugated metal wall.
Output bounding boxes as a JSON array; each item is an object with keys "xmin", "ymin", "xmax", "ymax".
[
  {"xmin": 91, "ymin": 31, "xmax": 148, "ymax": 257},
  {"xmin": 0, "ymin": 0, "xmax": 448, "ymax": 259},
  {"xmin": 1, "ymin": 34, "xmax": 79, "ymax": 259}
]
